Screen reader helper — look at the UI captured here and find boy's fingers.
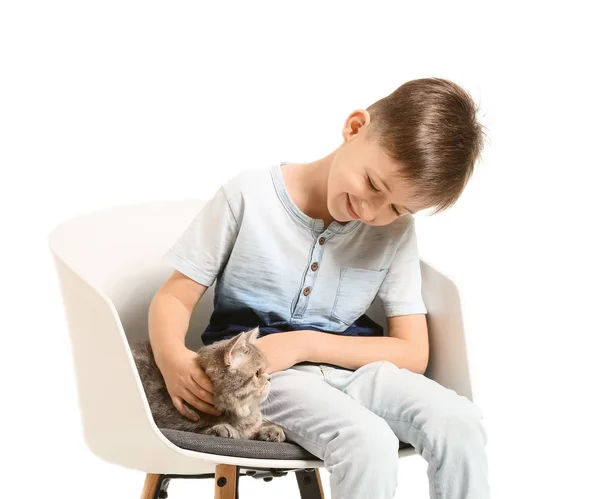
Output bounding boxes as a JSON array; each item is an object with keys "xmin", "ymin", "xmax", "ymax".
[
  {"xmin": 183, "ymin": 388, "xmax": 221, "ymax": 416},
  {"xmin": 172, "ymin": 396, "xmax": 199, "ymax": 421},
  {"xmin": 189, "ymin": 383, "xmax": 215, "ymax": 405},
  {"xmin": 190, "ymin": 370, "xmax": 214, "ymax": 394}
]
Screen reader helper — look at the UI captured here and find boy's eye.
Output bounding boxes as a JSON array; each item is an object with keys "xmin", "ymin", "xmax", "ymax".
[
  {"xmin": 366, "ymin": 176, "xmax": 380, "ymax": 192},
  {"xmin": 367, "ymin": 175, "xmax": 400, "ymax": 216}
]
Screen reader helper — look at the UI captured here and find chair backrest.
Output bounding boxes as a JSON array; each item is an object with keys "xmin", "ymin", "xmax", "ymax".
[
  {"xmin": 49, "ymin": 199, "xmax": 215, "ymax": 351},
  {"xmin": 49, "ymin": 200, "xmax": 474, "ymax": 454}
]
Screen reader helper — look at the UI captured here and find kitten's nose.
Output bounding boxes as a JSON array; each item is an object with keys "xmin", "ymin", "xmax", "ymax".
[{"xmin": 266, "ymin": 374, "xmax": 271, "ymax": 381}]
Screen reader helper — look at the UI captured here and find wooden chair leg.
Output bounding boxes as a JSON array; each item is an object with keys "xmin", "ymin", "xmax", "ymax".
[
  {"xmin": 295, "ymin": 469, "xmax": 325, "ymax": 499},
  {"xmin": 141, "ymin": 474, "xmax": 169, "ymax": 499},
  {"xmin": 214, "ymin": 464, "xmax": 239, "ymax": 499}
]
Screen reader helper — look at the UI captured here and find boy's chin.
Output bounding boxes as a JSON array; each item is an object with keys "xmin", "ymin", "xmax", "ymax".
[
  {"xmin": 327, "ymin": 197, "xmax": 353, "ymax": 223},
  {"xmin": 330, "ymin": 206, "xmax": 349, "ymax": 223},
  {"xmin": 333, "ymin": 213, "xmax": 353, "ymax": 224}
]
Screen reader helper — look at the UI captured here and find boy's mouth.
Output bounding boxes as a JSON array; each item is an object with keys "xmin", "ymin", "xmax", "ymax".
[{"xmin": 346, "ymin": 194, "xmax": 361, "ymax": 220}]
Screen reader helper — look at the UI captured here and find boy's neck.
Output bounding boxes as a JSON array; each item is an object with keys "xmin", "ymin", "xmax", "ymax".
[{"xmin": 282, "ymin": 151, "xmax": 338, "ymax": 228}]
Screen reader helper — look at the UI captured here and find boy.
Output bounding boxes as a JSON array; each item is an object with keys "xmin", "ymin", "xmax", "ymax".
[{"xmin": 149, "ymin": 77, "xmax": 489, "ymax": 498}]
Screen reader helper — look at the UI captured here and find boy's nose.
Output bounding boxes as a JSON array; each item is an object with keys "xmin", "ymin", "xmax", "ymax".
[{"xmin": 361, "ymin": 198, "xmax": 385, "ymax": 221}]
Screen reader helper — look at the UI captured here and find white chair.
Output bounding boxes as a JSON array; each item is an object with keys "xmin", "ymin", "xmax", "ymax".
[{"xmin": 48, "ymin": 199, "xmax": 475, "ymax": 499}]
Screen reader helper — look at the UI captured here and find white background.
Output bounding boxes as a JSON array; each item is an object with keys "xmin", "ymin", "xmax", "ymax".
[{"xmin": 1, "ymin": 1, "xmax": 599, "ymax": 497}]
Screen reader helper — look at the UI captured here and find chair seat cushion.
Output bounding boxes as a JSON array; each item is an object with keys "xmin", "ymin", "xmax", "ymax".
[
  {"xmin": 160, "ymin": 428, "xmax": 318, "ymax": 460},
  {"xmin": 160, "ymin": 428, "xmax": 411, "ymax": 461}
]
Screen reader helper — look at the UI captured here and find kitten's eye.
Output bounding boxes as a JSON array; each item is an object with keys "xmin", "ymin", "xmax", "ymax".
[
  {"xmin": 255, "ymin": 370, "xmax": 261, "ymax": 377},
  {"xmin": 391, "ymin": 205, "xmax": 401, "ymax": 216}
]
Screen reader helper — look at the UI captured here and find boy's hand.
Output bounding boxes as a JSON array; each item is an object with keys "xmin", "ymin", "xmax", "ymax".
[
  {"xmin": 256, "ymin": 331, "xmax": 311, "ymax": 374},
  {"xmin": 154, "ymin": 346, "xmax": 222, "ymax": 420}
]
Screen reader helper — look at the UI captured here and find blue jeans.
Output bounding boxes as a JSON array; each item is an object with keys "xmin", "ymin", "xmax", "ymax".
[{"xmin": 260, "ymin": 361, "xmax": 490, "ymax": 499}]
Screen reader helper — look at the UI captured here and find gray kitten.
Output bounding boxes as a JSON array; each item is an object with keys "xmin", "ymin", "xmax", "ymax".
[{"xmin": 131, "ymin": 327, "xmax": 285, "ymax": 442}]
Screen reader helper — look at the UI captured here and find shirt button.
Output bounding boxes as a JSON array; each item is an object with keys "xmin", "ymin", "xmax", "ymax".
[
  {"xmin": 303, "ymin": 287, "xmax": 311, "ymax": 296},
  {"xmin": 311, "ymin": 262, "xmax": 319, "ymax": 271},
  {"xmin": 319, "ymin": 237, "xmax": 326, "ymax": 245}
]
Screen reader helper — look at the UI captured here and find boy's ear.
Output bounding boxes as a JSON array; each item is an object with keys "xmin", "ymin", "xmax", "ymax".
[{"xmin": 224, "ymin": 333, "xmax": 245, "ymax": 367}]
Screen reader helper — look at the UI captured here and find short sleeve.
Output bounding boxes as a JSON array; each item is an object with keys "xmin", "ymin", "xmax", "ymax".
[
  {"xmin": 376, "ymin": 218, "xmax": 428, "ymax": 316},
  {"xmin": 164, "ymin": 186, "xmax": 240, "ymax": 287}
]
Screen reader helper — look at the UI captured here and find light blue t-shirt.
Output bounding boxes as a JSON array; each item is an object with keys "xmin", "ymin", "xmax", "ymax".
[{"xmin": 165, "ymin": 163, "xmax": 427, "ymax": 345}]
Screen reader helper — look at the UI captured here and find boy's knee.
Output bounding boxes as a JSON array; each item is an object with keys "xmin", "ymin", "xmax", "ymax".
[
  {"xmin": 342, "ymin": 418, "xmax": 399, "ymax": 463},
  {"xmin": 424, "ymin": 396, "xmax": 487, "ymax": 447}
]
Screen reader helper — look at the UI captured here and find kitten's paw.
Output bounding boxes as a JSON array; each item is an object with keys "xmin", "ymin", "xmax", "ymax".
[
  {"xmin": 254, "ymin": 423, "xmax": 286, "ymax": 442},
  {"xmin": 204, "ymin": 423, "xmax": 239, "ymax": 439}
]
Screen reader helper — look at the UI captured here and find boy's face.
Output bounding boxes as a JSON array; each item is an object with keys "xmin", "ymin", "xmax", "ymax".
[{"xmin": 327, "ymin": 110, "xmax": 422, "ymax": 226}]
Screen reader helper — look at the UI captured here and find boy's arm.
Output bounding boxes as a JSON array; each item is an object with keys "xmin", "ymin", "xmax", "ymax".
[
  {"xmin": 148, "ymin": 270, "xmax": 223, "ymax": 418},
  {"xmin": 148, "ymin": 270, "xmax": 207, "ymax": 361},
  {"xmin": 298, "ymin": 314, "xmax": 429, "ymax": 374}
]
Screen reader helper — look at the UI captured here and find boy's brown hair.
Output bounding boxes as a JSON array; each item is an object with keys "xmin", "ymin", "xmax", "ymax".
[{"xmin": 366, "ymin": 77, "xmax": 487, "ymax": 214}]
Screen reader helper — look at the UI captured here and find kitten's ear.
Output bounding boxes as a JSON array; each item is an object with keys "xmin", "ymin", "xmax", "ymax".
[
  {"xmin": 224, "ymin": 333, "xmax": 245, "ymax": 367},
  {"xmin": 245, "ymin": 327, "xmax": 260, "ymax": 343}
]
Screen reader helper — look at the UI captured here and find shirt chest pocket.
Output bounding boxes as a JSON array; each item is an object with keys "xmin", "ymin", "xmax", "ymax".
[{"xmin": 331, "ymin": 267, "xmax": 389, "ymax": 326}]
